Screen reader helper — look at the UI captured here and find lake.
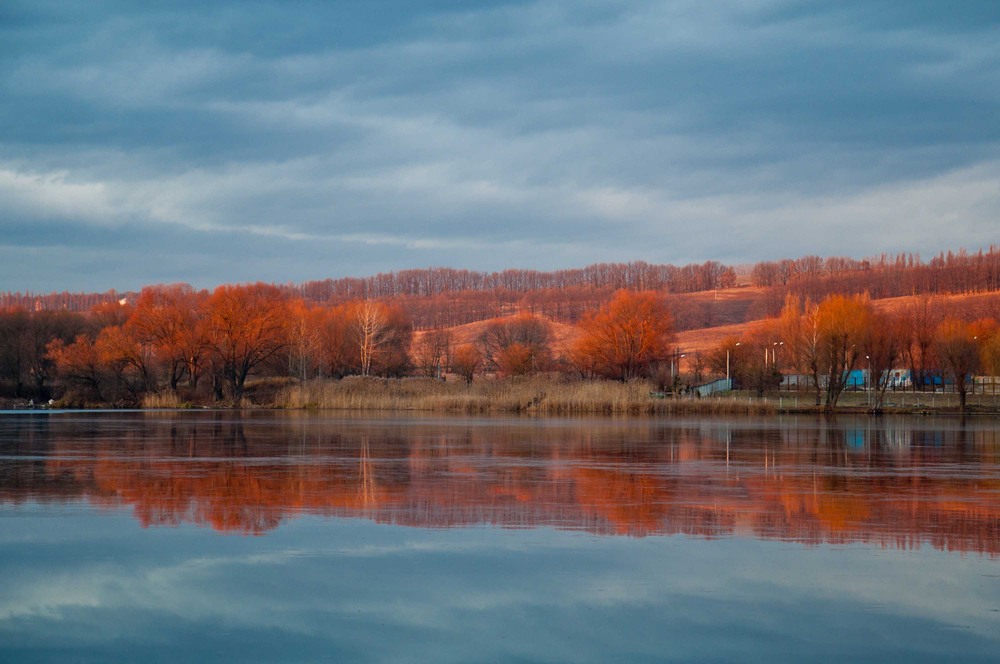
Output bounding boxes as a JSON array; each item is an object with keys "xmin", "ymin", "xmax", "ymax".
[{"xmin": 1, "ymin": 411, "xmax": 999, "ymax": 662}]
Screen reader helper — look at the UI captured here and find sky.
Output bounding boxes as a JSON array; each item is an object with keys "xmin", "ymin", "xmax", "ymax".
[{"xmin": 1, "ymin": 0, "xmax": 998, "ymax": 293}]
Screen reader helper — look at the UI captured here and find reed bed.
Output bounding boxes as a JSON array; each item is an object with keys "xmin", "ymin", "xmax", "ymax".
[
  {"xmin": 141, "ymin": 390, "xmax": 182, "ymax": 409},
  {"xmin": 275, "ymin": 376, "xmax": 776, "ymax": 415}
]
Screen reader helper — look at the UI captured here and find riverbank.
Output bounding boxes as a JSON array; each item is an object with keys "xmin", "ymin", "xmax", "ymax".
[
  {"xmin": 740, "ymin": 389, "xmax": 1000, "ymax": 416},
  {"xmin": 280, "ymin": 378, "xmax": 1000, "ymax": 416},
  {"xmin": 19, "ymin": 376, "xmax": 998, "ymax": 416},
  {"xmin": 270, "ymin": 376, "xmax": 779, "ymax": 415}
]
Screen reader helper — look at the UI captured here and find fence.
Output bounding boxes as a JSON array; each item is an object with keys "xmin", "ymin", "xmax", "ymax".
[{"xmin": 695, "ymin": 378, "xmax": 731, "ymax": 397}]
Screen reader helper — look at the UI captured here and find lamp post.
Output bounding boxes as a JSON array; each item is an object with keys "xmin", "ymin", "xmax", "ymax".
[
  {"xmin": 765, "ymin": 341, "xmax": 783, "ymax": 367},
  {"xmin": 671, "ymin": 352, "xmax": 686, "ymax": 384},
  {"xmin": 865, "ymin": 354, "xmax": 871, "ymax": 407},
  {"xmin": 727, "ymin": 342, "xmax": 740, "ymax": 385}
]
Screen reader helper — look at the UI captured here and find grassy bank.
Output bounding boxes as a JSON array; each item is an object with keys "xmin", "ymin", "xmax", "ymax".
[
  {"xmin": 275, "ymin": 376, "xmax": 777, "ymax": 415},
  {"xmin": 720, "ymin": 389, "xmax": 1000, "ymax": 415},
  {"xmin": 36, "ymin": 377, "xmax": 997, "ymax": 416}
]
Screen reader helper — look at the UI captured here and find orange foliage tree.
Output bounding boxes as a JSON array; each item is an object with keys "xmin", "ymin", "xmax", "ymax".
[
  {"xmin": 814, "ymin": 294, "xmax": 873, "ymax": 408},
  {"xmin": 451, "ymin": 344, "xmax": 482, "ymax": 384},
  {"xmin": 734, "ymin": 321, "xmax": 784, "ymax": 396},
  {"xmin": 934, "ymin": 318, "xmax": 980, "ymax": 412},
  {"xmin": 95, "ymin": 323, "xmax": 156, "ymax": 399},
  {"xmin": 478, "ymin": 313, "xmax": 553, "ymax": 376},
  {"xmin": 345, "ymin": 300, "xmax": 411, "ymax": 377},
  {"xmin": 572, "ymin": 290, "xmax": 672, "ymax": 381},
  {"xmin": 204, "ymin": 283, "xmax": 290, "ymax": 401},
  {"xmin": 128, "ymin": 284, "xmax": 209, "ymax": 390},
  {"xmin": 285, "ymin": 300, "xmax": 324, "ymax": 381},
  {"xmin": 904, "ymin": 295, "xmax": 940, "ymax": 392},
  {"xmin": 411, "ymin": 328, "xmax": 453, "ymax": 378},
  {"xmin": 778, "ymin": 294, "xmax": 823, "ymax": 404},
  {"xmin": 47, "ymin": 335, "xmax": 111, "ymax": 403},
  {"xmin": 773, "ymin": 293, "xmax": 873, "ymax": 408},
  {"xmin": 981, "ymin": 323, "xmax": 1000, "ymax": 378},
  {"xmin": 863, "ymin": 310, "xmax": 909, "ymax": 410}
]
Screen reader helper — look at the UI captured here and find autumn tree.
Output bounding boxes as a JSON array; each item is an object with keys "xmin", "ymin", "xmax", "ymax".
[
  {"xmin": 96, "ymin": 323, "xmax": 157, "ymax": 399},
  {"xmin": 315, "ymin": 305, "xmax": 351, "ymax": 377},
  {"xmin": 707, "ymin": 336, "xmax": 745, "ymax": 383},
  {"xmin": 981, "ymin": 331, "xmax": 1000, "ymax": 379},
  {"xmin": 729, "ymin": 322, "xmax": 784, "ymax": 397},
  {"xmin": 478, "ymin": 313, "xmax": 553, "ymax": 375},
  {"xmin": 776, "ymin": 293, "xmax": 873, "ymax": 408},
  {"xmin": 934, "ymin": 318, "xmax": 980, "ymax": 412},
  {"xmin": 862, "ymin": 310, "xmax": 909, "ymax": 410},
  {"xmin": 0, "ymin": 309, "xmax": 89, "ymax": 399},
  {"xmin": 778, "ymin": 294, "xmax": 823, "ymax": 405},
  {"xmin": 412, "ymin": 328, "xmax": 453, "ymax": 378},
  {"xmin": 904, "ymin": 296, "xmax": 939, "ymax": 392},
  {"xmin": 689, "ymin": 351, "xmax": 706, "ymax": 384},
  {"xmin": 572, "ymin": 290, "xmax": 673, "ymax": 381},
  {"xmin": 90, "ymin": 300, "xmax": 133, "ymax": 330},
  {"xmin": 286, "ymin": 300, "xmax": 324, "ymax": 381},
  {"xmin": 204, "ymin": 283, "xmax": 290, "ymax": 402},
  {"xmin": 47, "ymin": 335, "xmax": 112, "ymax": 403},
  {"xmin": 451, "ymin": 344, "xmax": 482, "ymax": 384},
  {"xmin": 346, "ymin": 300, "xmax": 411, "ymax": 377},
  {"xmin": 128, "ymin": 284, "xmax": 209, "ymax": 391},
  {"xmin": 815, "ymin": 294, "xmax": 873, "ymax": 409}
]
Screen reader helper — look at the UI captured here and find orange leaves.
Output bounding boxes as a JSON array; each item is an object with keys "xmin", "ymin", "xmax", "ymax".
[
  {"xmin": 478, "ymin": 313, "xmax": 553, "ymax": 376},
  {"xmin": 934, "ymin": 318, "xmax": 980, "ymax": 411},
  {"xmin": 205, "ymin": 283, "xmax": 291, "ymax": 400},
  {"xmin": 47, "ymin": 335, "xmax": 109, "ymax": 403},
  {"xmin": 812, "ymin": 294, "xmax": 873, "ymax": 407},
  {"xmin": 573, "ymin": 290, "xmax": 672, "ymax": 381},
  {"xmin": 451, "ymin": 344, "xmax": 482, "ymax": 384},
  {"xmin": 496, "ymin": 343, "xmax": 536, "ymax": 377},
  {"xmin": 129, "ymin": 285, "xmax": 209, "ymax": 388}
]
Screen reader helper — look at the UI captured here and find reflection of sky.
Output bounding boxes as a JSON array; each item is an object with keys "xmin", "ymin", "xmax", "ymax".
[{"xmin": 2, "ymin": 505, "xmax": 998, "ymax": 663}]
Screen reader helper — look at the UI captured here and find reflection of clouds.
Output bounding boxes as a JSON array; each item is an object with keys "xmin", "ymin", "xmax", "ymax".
[{"xmin": 2, "ymin": 518, "xmax": 998, "ymax": 661}]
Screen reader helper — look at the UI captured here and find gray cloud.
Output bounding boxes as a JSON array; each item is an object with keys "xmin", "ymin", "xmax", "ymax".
[{"xmin": 1, "ymin": 0, "xmax": 997, "ymax": 291}]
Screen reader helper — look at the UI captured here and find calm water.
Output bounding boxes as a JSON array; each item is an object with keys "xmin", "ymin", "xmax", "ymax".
[{"xmin": 1, "ymin": 411, "xmax": 999, "ymax": 663}]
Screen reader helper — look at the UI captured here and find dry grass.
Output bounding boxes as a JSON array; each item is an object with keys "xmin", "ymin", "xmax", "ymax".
[
  {"xmin": 275, "ymin": 376, "xmax": 775, "ymax": 415},
  {"xmin": 141, "ymin": 390, "xmax": 182, "ymax": 409}
]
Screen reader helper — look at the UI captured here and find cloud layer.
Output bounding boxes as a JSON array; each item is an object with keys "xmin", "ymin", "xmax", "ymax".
[{"xmin": 2, "ymin": 0, "xmax": 998, "ymax": 291}]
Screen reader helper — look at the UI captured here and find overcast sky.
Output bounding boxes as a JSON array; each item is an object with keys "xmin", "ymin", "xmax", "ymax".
[{"xmin": 2, "ymin": 0, "xmax": 998, "ymax": 292}]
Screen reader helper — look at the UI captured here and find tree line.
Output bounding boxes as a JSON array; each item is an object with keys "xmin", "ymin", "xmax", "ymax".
[
  {"xmin": 5, "ymin": 247, "xmax": 1000, "ymax": 333},
  {"xmin": 0, "ymin": 284, "xmax": 676, "ymax": 406},
  {"xmin": 712, "ymin": 293, "xmax": 1000, "ymax": 412},
  {"xmin": 4, "ymin": 283, "xmax": 1000, "ymax": 412}
]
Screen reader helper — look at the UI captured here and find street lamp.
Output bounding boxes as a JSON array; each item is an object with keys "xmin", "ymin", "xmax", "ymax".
[
  {"xmin": 727, "ymin": 342, "xmax": 740, "ymax": 384},
  {"xmin": 865, "ymin": 354, "xmax": 870, "ymax": 406},
  {"xmin": 671, "ymin": 352, "xmax": 686, "ymax": 383},
  {"xmin": 766, "ymin": 341, "xmax": 783, "ymax": 366}
]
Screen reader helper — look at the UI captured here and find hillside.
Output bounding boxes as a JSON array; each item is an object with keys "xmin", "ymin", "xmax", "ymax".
[{"xmin": 423, "ymin": 288, "xmax": 1000, "ymax": 376}]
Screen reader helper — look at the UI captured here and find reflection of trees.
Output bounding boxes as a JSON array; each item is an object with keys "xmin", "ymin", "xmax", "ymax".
[{"xmin": 1, "ymin": 413, "xmax": 999, "ymax": 554}]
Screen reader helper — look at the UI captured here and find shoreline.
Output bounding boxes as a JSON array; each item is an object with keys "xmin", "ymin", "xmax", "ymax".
[{"xmin": 8, "ymin": 376, "xmax": 999, "ymax": 417}]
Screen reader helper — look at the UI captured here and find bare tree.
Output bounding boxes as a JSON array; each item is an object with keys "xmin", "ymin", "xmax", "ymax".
[
  {"xmin": 412, "ymin": 328, "xmax": 453, "ymax": 378},
  {"xmin": 352, "ymin": 300, "xmax": 395, "ymax": 377}
]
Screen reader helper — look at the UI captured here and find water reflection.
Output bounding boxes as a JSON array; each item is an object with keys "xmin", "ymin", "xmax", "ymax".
[{"xmin": 1, "ymin": 412, "xmax": 999, "ymax": 554}]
